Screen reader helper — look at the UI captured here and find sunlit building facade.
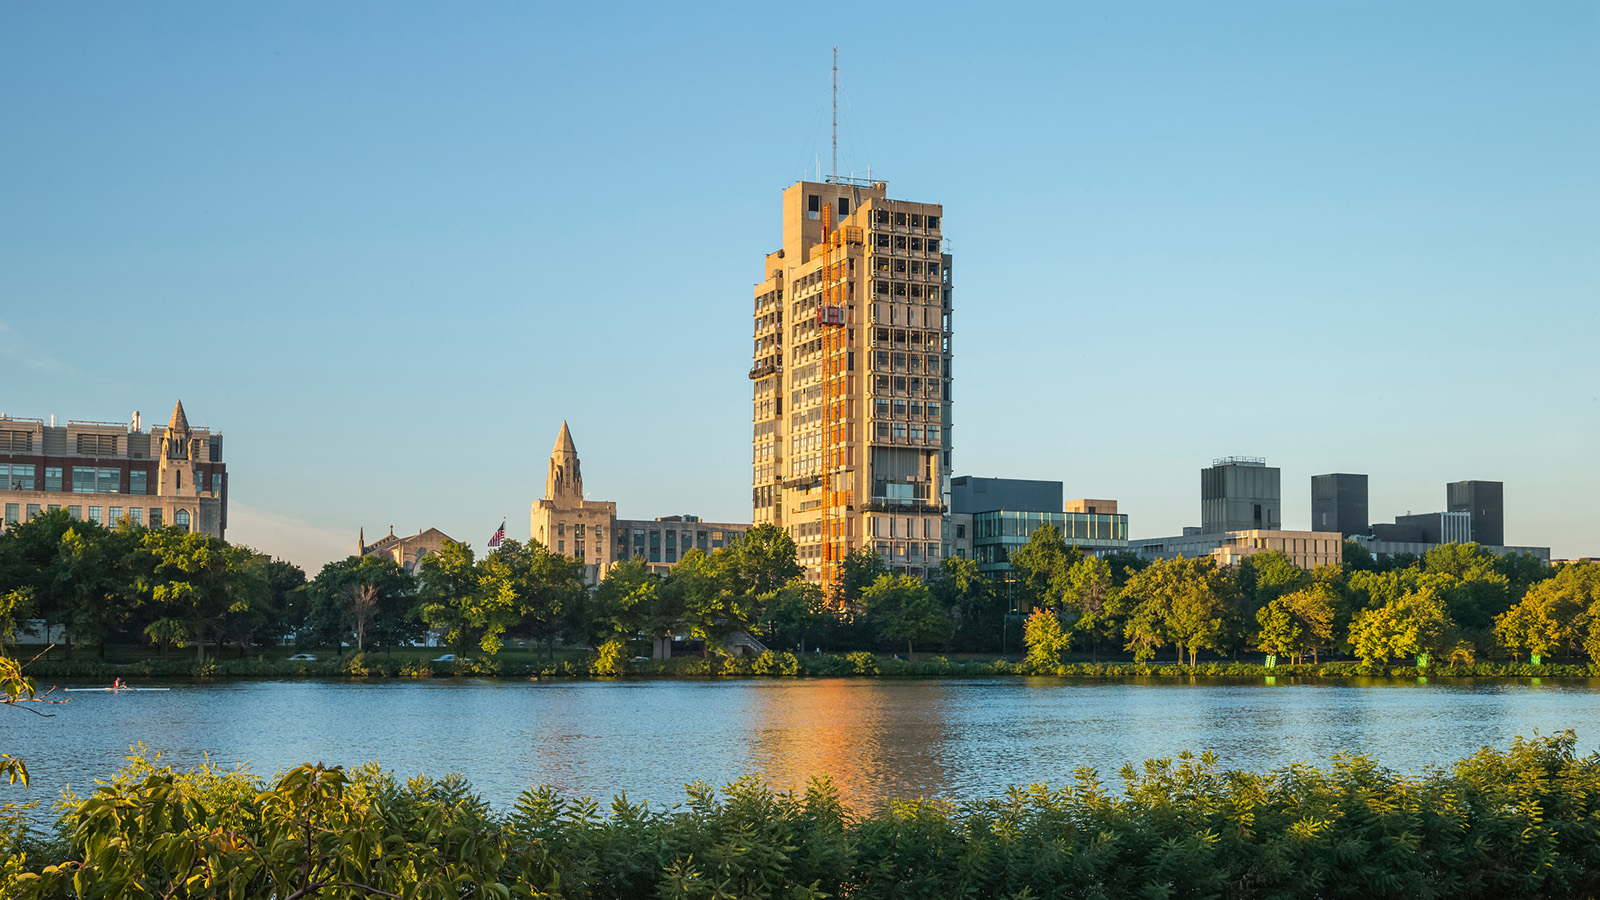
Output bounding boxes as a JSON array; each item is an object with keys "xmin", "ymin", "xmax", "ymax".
[
  {"xmin": 750, "ymin": 179, "xmax": 953, "ymax": 587},
  {"xmin": 0, "ymin": 401, "xmax": 227, "ymax": 538}
]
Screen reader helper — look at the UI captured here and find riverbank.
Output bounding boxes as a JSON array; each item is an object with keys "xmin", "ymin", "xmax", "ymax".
[
  {"xmin": 17, "ymin": 649, "xmax": 1600, "ymax": 680},
  {"xmin": 6, "ymin": 732, "xmax": 1600, "ymax": 899}
]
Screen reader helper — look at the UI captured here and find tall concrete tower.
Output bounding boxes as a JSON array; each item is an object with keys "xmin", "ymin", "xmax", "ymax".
[
  {"xmin": 1201, "ymin": 457, "xmax": 1280, "ymax": 533},
  {"xmin": 749, "ymin": 179, "xmax": 952, "ymax": 590}
]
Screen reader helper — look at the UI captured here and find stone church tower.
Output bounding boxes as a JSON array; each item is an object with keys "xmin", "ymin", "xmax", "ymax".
[
  {"xmin": 156, "ymin": 400, "xmax": 192, "ymax": 497},
  {"xmin": 546, "ymin": 421, "xmax": 583, "ymax": 505},
  {"xmin": 530, "ymin": 421, "xmax": 617, "ymax": 584}
]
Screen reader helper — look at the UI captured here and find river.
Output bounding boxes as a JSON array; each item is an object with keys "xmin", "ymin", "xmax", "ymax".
[{"xmin": 5, "ymin": 677, "xmax": 1599, "ymax": 814}]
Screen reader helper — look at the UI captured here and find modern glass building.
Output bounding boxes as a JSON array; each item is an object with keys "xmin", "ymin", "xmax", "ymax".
[{"xmin": 971, "ymin": 509, "xmax": 1130, "ymax": 574}]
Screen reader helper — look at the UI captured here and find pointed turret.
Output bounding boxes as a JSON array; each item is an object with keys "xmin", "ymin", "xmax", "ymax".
[
  {"xmin": 544, "ymin": 421, "xmax": 583, "ymax": 506},
  {"xmin": 168, "ymin": 400, "xmax": 190, "ymax": 433},
  {"xmin": 359, "ymin": 527, "xmax": 366, "ymax": 556}
]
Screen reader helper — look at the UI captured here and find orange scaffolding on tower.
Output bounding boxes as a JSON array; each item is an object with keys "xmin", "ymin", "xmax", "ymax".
[{"xmin": 815, "ymin": 205, "xmax": 861, "ymax": 602}]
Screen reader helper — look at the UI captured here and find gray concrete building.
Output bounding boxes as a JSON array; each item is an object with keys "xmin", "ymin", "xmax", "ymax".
[
  {"xmin": 1311, "ymin": 473, "xmax": 1368, "ymax": 537},
  {"xmin": 1201, "ymin": 457, "xmax": 1280, "ymax": 533},
  {"xmin": 951, "ymin": 476, "xmax": 1060, "ymax": 516},
  {"xmin": 1448, "ymin": 480, "xmax": 1504, "ymax": 547},
  {"xmin": 1392, "ymin": 510, "xmax": 1472, "ymax": 545},
  {"xmin": 1135, "ymin": 457, "xmax": 1336, "ymax": 571},
  {"xmin": 0, "ymin": 401, "xmax": 227, "ymax": 538}
]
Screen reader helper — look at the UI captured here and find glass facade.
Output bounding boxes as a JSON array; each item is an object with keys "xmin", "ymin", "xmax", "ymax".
[
  {"xmin": 129, "ymin": 471, "xmax": 148, "ymax": 495},
  {"xmin": 971, "ymin": 510, "xmax": 1130, "ymax": 574},
  {"xmin": 2, "ymin": 465, "xmax": 34, "ymax": 491}
]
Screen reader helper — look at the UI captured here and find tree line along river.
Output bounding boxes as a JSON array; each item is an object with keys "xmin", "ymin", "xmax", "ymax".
[{"xmin": 7, "ymin": 676, "xmax": 1600, "ymax": 817}]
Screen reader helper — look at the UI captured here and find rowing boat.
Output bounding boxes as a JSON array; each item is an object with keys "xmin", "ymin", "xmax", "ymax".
[{"xmin": 64, "ymin": 685, "xmax": 172, "ymax": 695}]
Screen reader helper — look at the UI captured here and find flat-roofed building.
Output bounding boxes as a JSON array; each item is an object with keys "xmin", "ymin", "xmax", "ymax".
[
  {"xmin": 750, "ymin": 179, "xmax": 952, "ymax": 589},
  {"xmin": 613, "ymin": 515, "xmax": 748, "ymax": 577},
  {"xmin": 1201, "ymin": 457, "xmax": 1280, "ymax": 533},
  {"xmin": 1311, "ymin": 473, "xmax": 1368, "ymax": 537},
  {"xmin": 1133, "ymin": 529, "xmax": 1343, "ymax": 570},
  {"xmin": 1448, "ymin": 480, "xmax": 1504, "ymax": 547},
  {"xmin": 0, "ymin": 401, "xmax": 227, "ymax": 538},
  {"xmin": 949, "ymin": 476, "xmax": 1129, "ymax": 575}
]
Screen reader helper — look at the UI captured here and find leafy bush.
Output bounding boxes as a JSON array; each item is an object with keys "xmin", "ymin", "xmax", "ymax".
[
  {"xmin": 11, "ymin": 734, "xmax": 1600, "ymax": 898},
  {"xmin": 846, "ymin": 651, "xmax": 879, "ymax": 675}
]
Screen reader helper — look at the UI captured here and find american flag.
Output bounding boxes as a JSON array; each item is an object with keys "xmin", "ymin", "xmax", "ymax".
[{"xmin": 488, "ymin": 521, "xmax": 506, "ymax": 548}]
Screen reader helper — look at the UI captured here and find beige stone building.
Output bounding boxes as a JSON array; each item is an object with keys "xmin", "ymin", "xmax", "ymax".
[
  {"xmin": 0, "ymin": 401, "xmax": 227, "ymax": 538},
  {"xmin": 750, "ymin": 179, "xmax": 952, "ymax": 590},
  {"xmin": 358, "ymin": 526, "xmax": 455, "ymax": 573},
  {"xmin": 530, "ymin": 422, "xmax": 747, "ymax": 582},
  {"xmin": 1132, "ymin": 529, "xmax": 1343, "ymax": 571},
  {"xmin": 530, "ymin": 422, "xmax": 618, "ymax": 583}
]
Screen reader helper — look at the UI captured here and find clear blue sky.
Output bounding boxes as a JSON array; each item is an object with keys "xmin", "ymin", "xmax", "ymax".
[{"xmin": 3, "ymin": 2, "xmax": 1596, "ymax": 569}]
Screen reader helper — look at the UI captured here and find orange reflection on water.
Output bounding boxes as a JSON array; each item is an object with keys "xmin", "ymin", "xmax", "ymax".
[{"xmin": 735, "ymin": 679, "xmax": 954, "ymax": 809}]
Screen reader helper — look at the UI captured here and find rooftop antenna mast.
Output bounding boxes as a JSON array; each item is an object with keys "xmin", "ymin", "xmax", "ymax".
[{"xmin": 831, "ymin": 46, "xmax": 837, "ymax": 183}]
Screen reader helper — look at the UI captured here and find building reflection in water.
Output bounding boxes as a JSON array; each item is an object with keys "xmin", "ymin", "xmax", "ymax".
[{"xmin": 735, "ymin": 679, "xmax": 955, "ymax": 807}]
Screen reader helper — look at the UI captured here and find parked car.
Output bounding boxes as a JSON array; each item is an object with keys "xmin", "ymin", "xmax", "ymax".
[
  {"xmin": 431, "ymin": 654, "xmax": 457, "ymax": 663},
  {"xmin": 286, "ymin": 653, "xmax": 318, "ymax": 661}
]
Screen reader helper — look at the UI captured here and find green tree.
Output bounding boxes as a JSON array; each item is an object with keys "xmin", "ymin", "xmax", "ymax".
[
  {"xmin": 1495, "ymin": 561, "xmax": 1600, "ymax": 662},
  {"xmin": 1342, "ymin": 539, "xmax": 1377, "ymax": 572},
  {"xmin": 1238, "ymin": 550, "xmax": 1307, "ymax": 610},
  {"xmin": 1279, "ymin": 584, "xmax": 1338, "ymax": 663},
  {"xmin": 671, "ymin": 548, "xmax": 763, "ymax": 656},
  {"xmin": 930, "ymin": 556, "xmax": 1000, "ymax": 652},
  {"xmin": 305, "ymin": 554, "xmax": 418, "ymax": 652},
  {"xmin": 1022, "ymin": 608, "xmax": 1070, "ymax": 673},
  {"xmin": 1060, "ymin": 556, "xmax": 1123, "ymax": 660},
  {"xmin": 417, "ymin": 539, "xmax": 486, "ymax": 656},
  {"xmin": 1254, "ymin": 599, "xmax": 1303, "ymax": 661},
  {"xmin": 839, "ymin": 547, "xmax": 889, "ymax": 607},
  {"xmin": 588, "ymin": 556, "xmax": 673, "ymax": 652},
  {"xmin": 506, "ymin": 539, "xmax": 589, "ymax": 661},
  {"xmin": 760, "ymin": 579, "xmax": 827, "ymax": 653},
  {"xmin": 1349, "ymin": 586, "xmax": 1455, "ymax": 664},
  {"xmin": 143, "ymin": 527, "xmax": 269, "ymax": 661},
  {"xmin": 1008, "ymin": 525, "xmax": 1080, "ymax": 611},
  {"xmin": 725, "ymin": 523, "xmax": 802, "ymax": 598},
  {"xmin": 860, "ymin": 573, "xmax": 950, "ymax": 660},
  {"xmin": 1120, "ymin": 556, "xmax": 1230, "ymax": 665}
]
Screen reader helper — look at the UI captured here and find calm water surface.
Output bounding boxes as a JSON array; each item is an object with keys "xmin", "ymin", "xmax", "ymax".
[{"xmin": 6, "ymin": 677, "xmax": 1600, "ymax": 812}]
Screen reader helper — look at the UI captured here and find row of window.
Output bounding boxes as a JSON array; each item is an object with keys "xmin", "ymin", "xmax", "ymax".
[
  {"xmin": 874, "ymin": 281, "xmax": 942, "ymax": 300},
  {"xmin": 873, "ymin": 327, "xmax": 945, "ymax": 348},
  {"xmin": 871, "ymin": 209, "xmax": 939, "ymax": 230},
  {"xmin": 872, "ymin": 422, "xmax": 944, "ymax": 446},
  {"xmin": 872, "ymin": 540, "xmax": 944, "ymax": 562},
  {"xmin": 873, "ymin": 234, "xmax": 941, "ymax": 255},
  {"xmin": 873, "ymin": 374, "xmax": 948, "ymax": 400},
  {"xmin": 1, "ymin": 464, "xmax": 220, "ymax": 495},
  {"xmin": 874, "ymin": 351, "xmax": 945, "ymax": 375},
  {"xmin": 876, "ymin": 399, "xmax": 944, "ymax": 421},
  {"xmin": 875, "ymin": 304, "xmax": 950, "ymax": 331},
  {"xmin": 2, "ymin": 503, "xmax": 189, "ymax": 531}
]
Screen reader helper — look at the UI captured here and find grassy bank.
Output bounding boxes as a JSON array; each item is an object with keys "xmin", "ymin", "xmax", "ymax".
[
  {"xmin": 6, "ymin": 733, "xmax": 1600, "ymax": 898},
  {"xmin": 16, "ymin": 648, "xmax": 1600, "ymax": 681}
]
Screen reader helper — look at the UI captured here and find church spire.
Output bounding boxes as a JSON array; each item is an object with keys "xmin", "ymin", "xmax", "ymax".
[
  {"xmin": 545, "ymin": 421, "xmax": 583, "ymax": 505},
  {"xmin": 168, "ymin": 400, "xmax": 190, "ymax": 433}
]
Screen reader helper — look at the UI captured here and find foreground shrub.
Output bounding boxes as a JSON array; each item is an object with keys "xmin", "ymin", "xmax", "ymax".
[{"xmin": 9, "ymin": 734, "xmax": 1600, "ymax": 898}]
